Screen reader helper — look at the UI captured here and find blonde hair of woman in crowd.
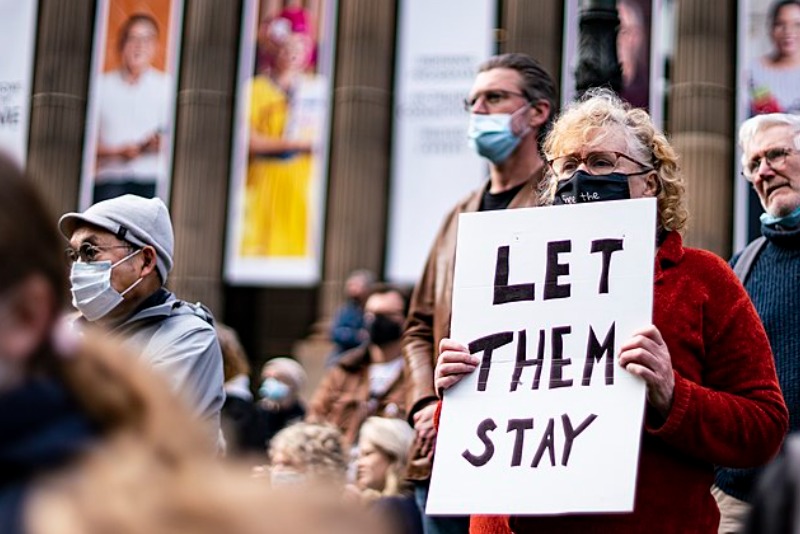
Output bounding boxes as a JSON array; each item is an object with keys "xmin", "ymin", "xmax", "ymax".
[
  {"xmin": 268, "ymin": 422, "xmax": 348, "ymax": 487},
  {"xmin": 540, "ymin": 88, "xmax": 688, "ymax": 234},
  {"xmin": 355, "ymin": 417, "xmax": 415, "ymax": 498}
]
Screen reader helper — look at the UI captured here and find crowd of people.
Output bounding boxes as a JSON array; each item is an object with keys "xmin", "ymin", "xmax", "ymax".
[{"xmin": 4, "ymin": 4, "xmax": 800, "ymax": 532}]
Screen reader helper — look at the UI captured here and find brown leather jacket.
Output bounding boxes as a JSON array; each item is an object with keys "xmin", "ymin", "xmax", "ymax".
[
  {"xmin": 307, "ymin": 344, "xmax": 408, "ymax": 447},
  {"xmin": 402, "ymin": 175, "xmax": 542, "ymax": 480}
]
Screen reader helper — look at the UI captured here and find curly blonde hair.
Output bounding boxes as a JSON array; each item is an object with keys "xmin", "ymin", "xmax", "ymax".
[
  {"xmin": 269, "ymin": 423, "xmax": 347, "ymax": 484},
  {"xmin": 541, "ymin": 89, "xmax": 688, "ymax": 233}
]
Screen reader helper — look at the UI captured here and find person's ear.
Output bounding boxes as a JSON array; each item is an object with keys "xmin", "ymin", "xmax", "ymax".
[
  {"xmin": 0, "ymin": 274, "xmax": 56, "ymax": 363},
  {"xmin": 139, "ymin": 246, "xmax": 158, "ymax": 278},
  {"xmin": 644, "ymin": 172, "xmax": 660, "ymax": 197},
  {"xmin": 528, "ymin": 99, "xmax": 551, "ymax": 130}
]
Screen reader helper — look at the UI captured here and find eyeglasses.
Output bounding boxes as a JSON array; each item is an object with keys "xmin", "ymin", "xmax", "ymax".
[
  {"xmin": 547, "ymin": 151, "xmax": 654, "ymax": 179},
  {"xmin": 743, "ymin": 147, "xmax": 796, "ymax": 180},
  {"xmin": 64, "ymin": 243, "xmax": 136, "ymax": 264},
  {"xmin": 463, "ymin": 90, "xmax": 529, "ymax": 112}
]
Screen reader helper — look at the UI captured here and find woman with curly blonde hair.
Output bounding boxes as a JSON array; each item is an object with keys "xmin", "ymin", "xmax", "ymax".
[
  {"xmin": 267, "ymin": 422, "xmax": 348, "ymax": 487},
  {"xmin": 539, "ymin": 88, "xmax": 687, "ymax": 233},
  {"xmin": 433, "ymin": 90, "xmax": 787, "ymax": 533}
]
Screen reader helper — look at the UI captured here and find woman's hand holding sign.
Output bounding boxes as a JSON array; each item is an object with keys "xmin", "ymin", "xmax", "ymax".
[
  {"xmin": 435, "ymin": 338, "xmax": 480, "ymax": 396},
  {"xmin": 618, "ymin": 325, "xmax": 675, "ymax": 418}
]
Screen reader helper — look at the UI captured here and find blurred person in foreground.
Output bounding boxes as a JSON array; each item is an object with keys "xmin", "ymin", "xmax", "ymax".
[
  {"xmin": 309, "ymin": 285, "xmax": 409, "ymax": 448},
  {"xmin": 349, "ymin": 417, "xmax": 422, "ymax": 534},
  {"xmin": 434, "ymin": 89, "xmax": 788, "ymax": 533},
  {"xmin": 743, "ymin": 433, "xmax": 800, "ymax": 534},
  {"xmin": 257, "ymin": 357, "xmax": 307, "ymax": 447},
  {"xmin": 0, "ymin": 153, "xmax": 212, "ymax": 532},
  {"xmin": 58, "ymin": 194, "xmax": 225, "ymax": 446},
  {"xmin": 402, "ymin": 52, "xmax": 556, "ymax": 534},
  {"xmin": 326, "ymin": 269, "xmax": 375, "ymax": 368},
  {"xmin": 713, "ymin": 113, "xmax": 800, "ymax": 532}
]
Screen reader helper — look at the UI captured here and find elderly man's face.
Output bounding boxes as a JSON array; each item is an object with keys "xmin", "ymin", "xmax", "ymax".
[
  {"xmin": 68, "ymin": 226, "xmax": 144, "ymax": 298},
  {"xmin": 745, "ymin": 125, "xmax": 800, "ymax": 217}
]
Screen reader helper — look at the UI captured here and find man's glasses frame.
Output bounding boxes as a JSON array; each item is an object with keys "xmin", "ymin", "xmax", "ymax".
[
  {"xmin": 65, "ymin": 243, "xmax": 137, "ymax": 264},
  {"xmin": 743, "ymin": 147, "xmax": 797, "ymax": 181},
  {"xmin": 463, "ymin": 89, "xmax": 530, "ymax": 112}
]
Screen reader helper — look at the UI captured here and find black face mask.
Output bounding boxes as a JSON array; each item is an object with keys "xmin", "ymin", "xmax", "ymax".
[
  {"xmin": 553, "ymin": 170, "xmax": 631, "ymax": 205},
  {"xmin": 367, "ymin": 314, "xmax": 403, "ymax": 346}
]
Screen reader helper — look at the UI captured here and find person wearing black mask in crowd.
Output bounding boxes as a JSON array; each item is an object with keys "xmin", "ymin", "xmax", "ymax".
[{"xmin": 308, "ymin": 285, "xmax": 409, "ymax": 449}]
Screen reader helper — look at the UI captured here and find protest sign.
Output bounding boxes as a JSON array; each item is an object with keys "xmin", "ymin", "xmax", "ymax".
[{"xmin": 427, "ymin": 198, "xmax": 656, "ymax": 515}]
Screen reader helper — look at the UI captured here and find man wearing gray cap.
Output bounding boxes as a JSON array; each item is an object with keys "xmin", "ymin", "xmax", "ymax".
[{"xmin": 59, "ymin": 194, "xmax": 225, "ymax": 444}]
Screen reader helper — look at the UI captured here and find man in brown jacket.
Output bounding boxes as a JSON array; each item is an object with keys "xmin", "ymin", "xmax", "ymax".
[
  {"xmin": 402, "ymin": 53, "xmax": 556, "ymax": 534},
  {"xmin": 308, "ymin": 285, "xmax": 408, "ymax": 448}
]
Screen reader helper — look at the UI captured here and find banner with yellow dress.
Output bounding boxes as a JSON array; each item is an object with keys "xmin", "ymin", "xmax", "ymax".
[{"xmin": 225, "ymin": 0, "xmax": 337, "ymax": 286}]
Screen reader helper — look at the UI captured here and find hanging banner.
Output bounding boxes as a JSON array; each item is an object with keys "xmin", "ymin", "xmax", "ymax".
[
  {"xmin": 733, "ymin": 0, "xmax": 799, "ymax": 250},
  {"xmin": 80, "ymin": 0, "xmax": 184, "ymax": 209},
  {"xmin": 427, "ymin": 199, "xmax": 655, "ymax": 515},
  {"xmin": 385, "ymin": 0, "xmax": 496, "ymax": 285},
  {"xmin": 561, "ymin": 0, "xmax": 664, "ymax": 127},
  {"xmin": 224, "ymin": 0, "xmax": 337, "ymax": 286},
  {"xmin": 0, "ymin": 0, "xmax": 39, "ymax": 166}
]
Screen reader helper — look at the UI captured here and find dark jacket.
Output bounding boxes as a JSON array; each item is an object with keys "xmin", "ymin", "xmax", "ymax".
[{"xmin": 0, "ymin": 379, "xmax": 97, "ymax": 534}]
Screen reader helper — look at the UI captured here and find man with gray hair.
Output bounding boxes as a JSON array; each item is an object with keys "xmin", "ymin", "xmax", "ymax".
[
  {"xmin": 59, "ymin": 194, "xmax": 225, "ymax": 444},
  {"xmin": 713, "ymin": 112, "xmax": 800, "ymax": 532}
]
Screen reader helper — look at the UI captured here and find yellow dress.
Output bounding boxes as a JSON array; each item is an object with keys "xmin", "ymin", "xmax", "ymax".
[{"xmin": 240, "ymin": 75, "xmax": 311, "ymax": 257}]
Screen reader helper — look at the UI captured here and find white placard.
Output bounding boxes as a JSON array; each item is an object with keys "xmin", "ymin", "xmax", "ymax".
[
  {"xmin": 427, "ymin": 199, "xmax": 656, "ymax": 515},
  {"xmin": 385, "ymin": 0, "xmax": 495, "ymax": 284},
  {"xmin": 0, "ymin": 0, "xmax": 38, "ymax": 166}
]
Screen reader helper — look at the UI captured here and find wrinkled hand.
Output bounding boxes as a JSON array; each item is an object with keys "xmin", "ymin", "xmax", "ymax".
[
  {"xmin": 618, "ymin": 325, "xmax": 674, "ymax": 418},
  {"xmin": 412, "ymin": 403, "xmax": 438, "ymax": 458},
  {"xmin": 435, "ymin": 338, "xmax": 479, "ymax": 394}
]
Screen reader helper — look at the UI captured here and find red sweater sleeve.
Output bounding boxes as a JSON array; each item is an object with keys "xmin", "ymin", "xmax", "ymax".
[{"xmin": 646, "ymin": 248, "xmax": 788, "ymax": 467}]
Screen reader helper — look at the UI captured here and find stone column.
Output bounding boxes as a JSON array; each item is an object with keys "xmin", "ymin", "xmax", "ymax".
[
  {"xmin": 317, "ymin": 0, "xmax": 398, "ymax": 323},
  {"xmin": 168, "ymin": 0, "xmax": 242, "ymax": 315},
  {"xmin": 27, "ymin": 0, "xmax": 95, "ymax": 216},
  {"xmin": 500, "ymin": 0, "xmax": 564, "ymax": 87},
  {"xmin": 669, "ymin": 0, "xmax": 735, "ymax": 258}
]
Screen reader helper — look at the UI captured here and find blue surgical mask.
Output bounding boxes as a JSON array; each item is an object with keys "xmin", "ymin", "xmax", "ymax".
[
  {"xmin": 760, "ymin": 205, "xmax": 800, "ymax": 229},
  {"xmin": 467, "ymin": 105, "xmax": 531, "ymax": 165},
  {"xmin": 259, "ymin": 377, "xmax": 291, "ymax": 402}
]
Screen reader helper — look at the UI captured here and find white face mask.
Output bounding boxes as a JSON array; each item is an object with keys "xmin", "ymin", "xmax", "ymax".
[{"xmin": 70, "ymin": 249, "xmax": 143, "ymax": 321}]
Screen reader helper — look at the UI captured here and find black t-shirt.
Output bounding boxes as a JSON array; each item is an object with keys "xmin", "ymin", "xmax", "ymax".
[{"xmin": 479, "ymin": 182, "xmax": 526, "ymax": 211}]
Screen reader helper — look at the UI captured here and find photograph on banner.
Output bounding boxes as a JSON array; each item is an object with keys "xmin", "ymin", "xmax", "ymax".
[
  {"xmin": 385, "ymin": 0, "xmax": 496, "ymax": 284},
  {"xmin": 80, "ymin": 0, "xmax": 184, "ymax": 209},
  {"xmin": 561, "ymin": 0, "xmax": 664, "ymax": 126},
  {"xmin": 0, "ymin": 0, "xmax": 38, "ymax": 167},
  {"xmin": 225, "ymin": 0, "xmax": 337, "ymax": 286},
  {"xmin": 427, "ymin": 199, "xmax": 656, "ymax": 515},
  {"xmin": 734, "ymin": 0, "xmax": 800, "ymax": 246}
]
